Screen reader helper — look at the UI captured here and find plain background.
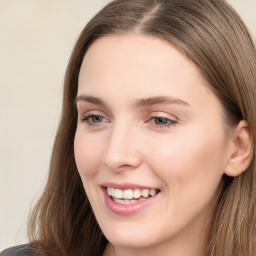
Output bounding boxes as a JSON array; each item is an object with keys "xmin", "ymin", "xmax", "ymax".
[{"xmin": 0, "ymin": 0, "xmax": 255, "ymax": 251}]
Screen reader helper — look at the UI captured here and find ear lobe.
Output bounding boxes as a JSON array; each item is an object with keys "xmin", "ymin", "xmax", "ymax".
[{"xmin": 224, "ymin": 120, "xmax": 253, "ymax": 177}]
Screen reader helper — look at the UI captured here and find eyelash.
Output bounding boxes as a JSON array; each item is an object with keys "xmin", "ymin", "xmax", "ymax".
[
  {"xmin": 80, "ymin": 114, "xmax": 109, "ymax": 127},
  {"xmin": 148, "ymin": 116, "xmax": 177, "ymax": 128},
  {"xmin": 79, "ymin": 114, "xmax": 178, "ymax": 129}
]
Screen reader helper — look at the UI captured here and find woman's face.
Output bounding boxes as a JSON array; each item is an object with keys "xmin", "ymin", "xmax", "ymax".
[{"xmin": 74, "ymin": 35, "xmax": 233, "ymax": 253}]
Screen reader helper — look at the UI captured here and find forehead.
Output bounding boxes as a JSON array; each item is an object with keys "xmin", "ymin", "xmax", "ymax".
[
  {"xmin": 79, "ymin": 35, "xmax": 204, "ymax": 91},
  {"xmin": 80, "ymin": 34, "xmax": 198, "ymax": 74},
  {"xmin": 78, "ymin": 34, "xmax": 221, "ymax": 113}
]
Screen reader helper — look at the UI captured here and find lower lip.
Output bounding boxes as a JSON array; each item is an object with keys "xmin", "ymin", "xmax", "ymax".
[{"xmin": 102, "ymin": 188, "xmax": 160, "ymax": 216}]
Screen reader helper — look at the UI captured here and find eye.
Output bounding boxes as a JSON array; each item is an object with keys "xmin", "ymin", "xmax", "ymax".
[
  {"xmin": 153, "ymin": 117, "xmax": 173, "ymax": 125},
  {"xmin": 80, "ymin": 114, "xmax": 109, "ymax": 126},
  {"xmin": 148, "ymin": 115, "xmax": 177, "ymax": 128},
  {"xmin": 88, "ymin": 115, "xmax": 104, "ymax": 123}
]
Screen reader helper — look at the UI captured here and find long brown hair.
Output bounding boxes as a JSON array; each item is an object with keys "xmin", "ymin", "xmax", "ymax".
[{"xmin": 28, "ymin": 0, "xmax": 256, "ymax": 255}]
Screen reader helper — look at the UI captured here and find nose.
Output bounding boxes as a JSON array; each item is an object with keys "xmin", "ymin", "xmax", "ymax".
[{"xmin": 102, "ymin": 122, "xmax": 142, "ymax": 172}]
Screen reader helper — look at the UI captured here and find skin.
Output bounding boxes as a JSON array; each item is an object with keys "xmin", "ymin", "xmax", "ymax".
[{"xmin": 74, "ymin": 34, "xmax": 235, "ymax": 256}]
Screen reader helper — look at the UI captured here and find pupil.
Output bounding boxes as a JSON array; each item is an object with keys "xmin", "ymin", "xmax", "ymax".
[
  {"xmin": 93, "ymin": 116, "xmax": 102, "ymax": 123},
  {"xmin": 155, "ymin": 117, "xmax": 167, "ymax": 125}
]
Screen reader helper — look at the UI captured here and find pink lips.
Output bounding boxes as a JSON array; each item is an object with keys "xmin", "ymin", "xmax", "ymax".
[{"xmin": 101, "ymin": 183, "xmax": 160, "ymax": 216}]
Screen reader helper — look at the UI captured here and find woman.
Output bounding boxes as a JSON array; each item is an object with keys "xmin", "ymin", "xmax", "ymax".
[{"xmin": 1, "ymin": 0, "xmax": 256, "ymax": 255}]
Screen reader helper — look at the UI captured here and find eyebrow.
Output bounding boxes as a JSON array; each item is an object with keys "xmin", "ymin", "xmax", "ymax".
[
  {"xmin": 135, "ymin": 96, "xmax": 190, "ymax": 107},
  {"xmin": 75, "ymin": 94, "xmax": 190, "ymax": 108},
  {"xmin": 75, "ymin": 95, "xmax": 106, "ymax": 106}
]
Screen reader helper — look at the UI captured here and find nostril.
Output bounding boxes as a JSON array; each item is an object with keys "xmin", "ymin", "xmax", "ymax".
[{"xmin": 102, "ymin": 154, "xmax": 142, "ymax": 172}]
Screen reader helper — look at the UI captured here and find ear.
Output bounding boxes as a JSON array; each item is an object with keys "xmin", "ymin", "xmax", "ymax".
[{"xmin": 224, "ymin": 120, "xmax": 253, "ymax": 177}]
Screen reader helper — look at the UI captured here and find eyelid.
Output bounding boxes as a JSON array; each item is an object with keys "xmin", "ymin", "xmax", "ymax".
[
  {"xmin": 79, "ymin": 110, "xmax": 111, "ymax": 126},
  {"xmin": 146, "ymin": 112, "xmax": 178, "ymax": 129},
  {"xmin": 147, "ymin": 111, "xmax": 178, "ymax": 120},
  {"xmin": 81, "ymin": 114, "xmax": 107, "ymax": 122},
  {"xmin": 79, "ymin": 109, "xmax": 109, "ymax": 119}
]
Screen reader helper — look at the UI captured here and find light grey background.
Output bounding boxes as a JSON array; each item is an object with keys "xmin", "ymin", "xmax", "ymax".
[{"xmin": 0, "ymin": 0, "xmax": 255, "ymax": 251}]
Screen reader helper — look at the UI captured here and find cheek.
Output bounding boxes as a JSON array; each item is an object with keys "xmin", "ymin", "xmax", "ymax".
[
  {"xmin": 147, "ymin": 129, "xmax": 227, "ymax": 188},
  {"xmin": 145, "ymin": 130, "xmax": 227, "ymax": 226},
  {"xmin": 74, "ymin": 132, "xmax": 103, "ymax": 178}
]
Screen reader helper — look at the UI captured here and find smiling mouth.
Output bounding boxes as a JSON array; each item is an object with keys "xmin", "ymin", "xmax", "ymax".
[{"xmin": 106, "ymin": 187, "xmax": 160, "ymax": 204}]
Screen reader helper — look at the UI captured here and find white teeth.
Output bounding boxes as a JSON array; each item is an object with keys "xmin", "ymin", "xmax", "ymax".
[
  {"xmin": 123, "ymin": 189, "xmax": 133, "ymax": 199},
  {"xmin": 113, "ymin": 198, "xmax": 123, "ymax": 204},
  {"xmin": 113, "ymin": 198, "xmax": 138, "ymax": 204},
  {"xmin": 150, "ymin": 189, "xmax": 157, "ymax": 196},
  {"xmin": 142, "ymin": 189, "xmax": 149, "ymax": 198},
  {"xmin": 133, "ymin": 189, "xmax": 141, "ymax": 199},
  {"xmin": 114, "ymin": 189, "xmax": 123, "ymax": 199},
  {"xmin": 107, "ymin": 187, "xmax": 113, "ymax": 196},
  {"xmin": 107, "ymin": 187, "xmax": 158, "ymax": 200}
]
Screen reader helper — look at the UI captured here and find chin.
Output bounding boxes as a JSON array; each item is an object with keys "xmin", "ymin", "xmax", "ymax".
[
  {"xmin": 101, "ymin": 222, "xmax": 164, "ymax": 249},
  {"xmin": 107, "ymin": 234, "xmax": 156, "ymax": 249}
]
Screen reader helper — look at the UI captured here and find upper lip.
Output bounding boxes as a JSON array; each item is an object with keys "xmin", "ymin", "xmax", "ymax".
[{"xmin": 100, "ymin": 182, "xmax": 159, "ymax": 190}]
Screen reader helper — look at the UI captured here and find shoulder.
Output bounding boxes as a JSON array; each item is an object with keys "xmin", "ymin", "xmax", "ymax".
[{"xmin": 0, "ymin": 245, "xmax": 36, "ymax": 256}]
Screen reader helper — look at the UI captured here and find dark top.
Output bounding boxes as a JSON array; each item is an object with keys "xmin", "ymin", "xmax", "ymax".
[{"xmin": 0, "ymin": 245, "xmax": 35, "ymax": 256}]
